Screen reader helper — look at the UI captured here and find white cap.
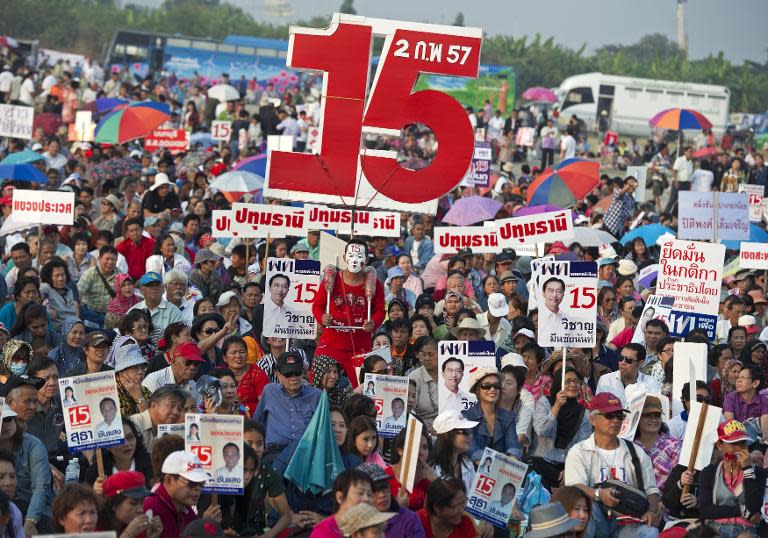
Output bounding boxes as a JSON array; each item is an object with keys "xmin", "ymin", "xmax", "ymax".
[
  {"xmin": 487, "ymin": 293, "xmax": 508, "ymax": 318},
  {"xmin": 514, "ymin": 328, "xmax": 535, "ymax": 340},
  {"xmin": 1, "ymin": 404, "xmax": 17, "ymax": 420},
  {"xmin": 31, "ymin": 143, "xmax": 43, "ymax": 151},
  {"xmin": 432, "ymin": 410, "xmax": 479, "ymax": 435},
  {"xmin": 739, "ymin": 314, "xmax": 758, "ymax": 327},
  {"xmin": 149, "ymin": 172, "xmax": 173, "ymax": 191},
  {"xmin": 161, "ymin": 451, "xmax": 211, "ymax": 483},
  {"xmin": 500, "ymin": 352, "xmax": 527, "ymax": 371},
  {"xmin": 216, "ymin": 290, "xmax": 241, "ymax": 308}
]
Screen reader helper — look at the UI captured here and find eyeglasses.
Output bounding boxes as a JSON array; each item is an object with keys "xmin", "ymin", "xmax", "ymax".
[
  {"xmin": 479, "ymin": 383, "xmax": 501, "ymax": 391},
  {"xmin": 641, "ymin": 412, "xmax": 662, "ymax": 420},
  {"xmin": 696, "ymin": 395, "xmax": 711, "ymax": 403},
  {"xmin": 563, "ymin": 378, "xmax": 581, "ymax": 385},
  {"xmin": 736, "ymin": 375, "xmax": 753, "ymax": 382},
  {"xmin": 619, "ymin": 355, "xmax": 637, "ymax": 364},
  {"xmin": 600, "ymin": 412, "xmax": 626, "ymax": 421},
  {"xmin": 1, "ymin": 417, "xmax": 13, "ymax": 423},
  {"xmin": 177, "ymin": 476, "xmax": 204, "ymax": 489},
  {"xmin": 202, "ymin": 327, "xmax": 218, "ymax": 335}
]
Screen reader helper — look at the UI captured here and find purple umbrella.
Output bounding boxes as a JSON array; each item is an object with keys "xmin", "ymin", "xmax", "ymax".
[
  {"xmin": 232, "ymin": 154, "xmax": 267, "ymax": 177},
  {"xmin": 522, "ymin": 87, "xmax": 558, "ymax": 103},
  {"xmin": 443, "ymin": 196, "xmax": 503, "ymax": 226},
  {"xmin": 513, "ymin": 204, "xmax": 566, "ymax": 217}
]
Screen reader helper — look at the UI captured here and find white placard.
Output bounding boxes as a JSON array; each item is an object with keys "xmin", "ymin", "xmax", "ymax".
[
  {"xmin": 739, "ymin": 184, "xmax": 764, "ymax": 222},
  {"xmin": 267, "ymin": 135, "xmax": 294, "ymax": 152},
  {"xmin": 157, "ymin": 423, "xmax": 185, "ymax": 438},
  {"xmin": 185, "ymin": 413, "xmax": 244, "ymax": 494},
  {"xmin": 434, "ymin": 226, "xmax": 501, "ymax": 254},
  {"xmin": 496, "ymin": 210, "xmax": 574, "ymax": 247},
  {"xmin": 211, "ymin": 120, "xmax": 232, "ymax": 141},
  {"xmin": 73, "ymin": 110, "xmax": 94, "ymax": 142},
  {"xmin": 319, "ymin": 231, "xmax": 348, "ymax": 271},
  {"xmin": 59, "ymin": 371, "xmax": 124, "ymax": 452},
  {"xmin": 437, "ymin": 340, "xmax": 496, "ymax": 413},
  {"xmin": 304, "ymin": 204, "xmax": 400, "ymax": 238},
  {"xmin": 0, "ymin": 104, "xmax": 34, "ymax": 139},
  {"xmin": 678, "ymin": 192, "xmax": 749, "ymax": 241},
  {"xmin": 632, "ymin": 295, "xmax": 675, "ymax": 345},
  {"xmin": 231, "ymin": 202, "xmax": 308, "ymax": 237},
  {"xmin": 399, "ymin": 414, "xmax": 423, "ymax": 493},
  {"xmin": 740, "ymin": 242, "xmax": 768, "ymax": 270},
  {"xmin": 365, "ymin": 373, "xmax": 409, "ymax": 438},
  {"xmin": 263, "ymin": 257, "xmax": 320, "ymax": 339},
  {"xmin": 535, "ymin": 261, "xmax": 598, "ymax": 347},
  {"xmin": 466, "ymin": 447, "xmax": 528, "ymax": 527},
  {"xmin": 627, "ymin": 166, "xmax": 647, "ymax": 203},
  {"xmin": 679, "ymin": 401, "xmax": 722, "ymax": 471},
  {"xmin": 657, "ymin": 239, "xmax": 725, "ymax": 316},
  {"xmin": 671, "ymin": 343, "xmax": 708, "ymax": 417},
  {"xmin": 12, "ymin": 189, "xmax": 75, "ymax": 225}
]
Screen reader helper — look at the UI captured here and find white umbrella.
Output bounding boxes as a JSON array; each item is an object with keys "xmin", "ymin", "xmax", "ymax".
[
  {"xmin": 209, "ymin": 170, "xmax": 264, "ymax": 202},
  {"xmin": 208, "ymin": 84, "xmax": 241, "ymax": 102},
  {"xmin": 564, "ymin": 226, "xmax": 617, "ymax": 247},
  {"xmin": 0, "ymin": 213, "xmax": 37, "ymax": 237}
]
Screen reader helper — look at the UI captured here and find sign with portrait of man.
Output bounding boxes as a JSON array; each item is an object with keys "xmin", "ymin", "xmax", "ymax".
[{"xmin": 263, "ymin": 257, "xmax": 321, "ymax": 339}]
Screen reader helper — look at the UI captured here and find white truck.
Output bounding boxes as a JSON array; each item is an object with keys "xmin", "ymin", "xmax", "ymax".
[{"xmin": 556, "ymin": 72, "xmax": 730, "ymax": 136}]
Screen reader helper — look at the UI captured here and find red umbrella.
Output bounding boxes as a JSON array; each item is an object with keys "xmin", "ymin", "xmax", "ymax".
[
  {"xmin": 526, "ymin": 158, "xmax": 600, "ymax": 207},
  {"xmin": 94, "ymin": 101, "xmax": 171, "ymax": 144},
  {"xmin": 522, "ymin": 87, "xmax": 558, "ymax": 103},
  {"xmin": 693, "ymin": 146, "xmax": 719, "ymax": 159}
]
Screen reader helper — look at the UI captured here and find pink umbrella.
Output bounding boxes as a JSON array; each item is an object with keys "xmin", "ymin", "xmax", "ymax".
[
  {"xmin": 443, "ymin": 196, "xmax": 503, "ymax": 226},
  {"xmin": 522, "ymin": 87, "xmax": 558, "ymax": 103}
]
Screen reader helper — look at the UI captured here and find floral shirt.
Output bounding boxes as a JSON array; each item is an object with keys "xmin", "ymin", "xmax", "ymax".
[{"xmin": 634, "ymin": 433, "xmax": 681, "ymax": 493}]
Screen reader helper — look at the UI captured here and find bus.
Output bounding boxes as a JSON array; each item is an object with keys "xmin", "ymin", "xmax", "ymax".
[
  {"xmin": 104, "ymin": 30, "xmax": 291, "ymax": 83},
  {"xmin": 556, "ymin": 72, "xmax": 731, "ymax": 136}
]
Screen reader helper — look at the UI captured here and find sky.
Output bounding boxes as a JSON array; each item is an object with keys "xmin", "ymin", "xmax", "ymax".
[{"xmin": 221, "ymin": 0, "xmax": 768, "ymax": 64}]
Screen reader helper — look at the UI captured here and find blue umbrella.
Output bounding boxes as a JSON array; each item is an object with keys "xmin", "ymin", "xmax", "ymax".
[
  {"xmin": 0, "ymin": 164, "xmax": 48, "ymax": 183},
  {"xmin": 721, "ymin": 224, "xmax": 768, "ymax": 250},
  {"xmin": 620, "ymin": 223, "xmax": 675, "ymax": 246},
  {"xmin": 0, "ymin": 149, "xmax": 45, "ymax": 165},
  {"xmin": 95, "ymin": 97, "xmax": 128, "ymax": 114},
  {"xmin": 232, "ymin": 154, "xmax": 267, "ymax": 177},
  {"xmin": 284, "ymin": 392, "xmax": 344, "ymax": 495}
]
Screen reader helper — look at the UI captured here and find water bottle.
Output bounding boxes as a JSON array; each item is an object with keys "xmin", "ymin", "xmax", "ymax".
[{"xmin": 64, "ymin": 459, "xmax": 79, "ymax": 485}]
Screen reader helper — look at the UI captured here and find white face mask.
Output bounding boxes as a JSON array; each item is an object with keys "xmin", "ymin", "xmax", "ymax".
[{"xmin": 344, "ymin": 244, "xmax": 366, "ymax": 274}]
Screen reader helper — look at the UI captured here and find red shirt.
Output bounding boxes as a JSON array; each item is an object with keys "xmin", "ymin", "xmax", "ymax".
[
  {"xmin": 416, "ymin": 508, "xmax": 477, "ymax": 538},
  {"xmin": 385, "ymin": 465, "xmax": 429, "ymax": 511},
  {"xmin": 237, "ymin": 364, "xmax": 269, "ymax": 416},
  {"xmin": 312, "ymin": 271, "xmax": 385, "ymax": 381},
  {"xmin": 117, "ymin": 236, "xmax": 156, "ymax": 280},
  {"xmin": 143, "ymin": 483, "xmax": 197, "ymax": 538}
]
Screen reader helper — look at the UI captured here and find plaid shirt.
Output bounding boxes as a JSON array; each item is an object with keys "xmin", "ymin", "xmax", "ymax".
[
  {"xmin": 603, "ymin": 190, "xmax": 637, "ymax": 237},
  {"xmin": 634, "ymin": 433, "xmax": 681, "ymax": 493}
]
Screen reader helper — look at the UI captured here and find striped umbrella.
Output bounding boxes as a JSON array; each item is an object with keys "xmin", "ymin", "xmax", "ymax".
[
  {"xmin": 526, "ymin": 158, "xmax": 600, "ymax": 207},
  {"xmin": 94, "ymin": 101, "xmax": 171, "ymax": 144},
  {"xmin": 649, "ymin": 108, "xmax": 712, "ymax": 130}
]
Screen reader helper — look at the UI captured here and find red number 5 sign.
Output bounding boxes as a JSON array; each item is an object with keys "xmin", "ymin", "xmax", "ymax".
[{"xmin": 265, "ymin": 14, "xmax": 482, "ymax": 213}]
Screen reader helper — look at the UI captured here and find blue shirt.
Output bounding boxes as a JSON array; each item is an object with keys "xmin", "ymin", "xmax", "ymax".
[
  {"xmin": 253, "ymin": 383, "xmax": 322, "ymax": 447},
  {"xmin": 462, "ymin": 403, "xmax": 522, "ymax": 462}
]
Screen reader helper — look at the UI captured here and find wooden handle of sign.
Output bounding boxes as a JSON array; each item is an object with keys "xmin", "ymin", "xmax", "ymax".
[
  {"xmin": 681, "ymin": 403, "xmax": 709, "ymax": 497},
  {"xmin": 211, "ymin": 494, "xmax": 218, "ymax": 505},
  {"xmin": 96, "ymin": 450, "xmax": 105, "ymax": 480},
  {"xmin": 266, "ymin": 234, "xmax": 272, "ymax": 258}
]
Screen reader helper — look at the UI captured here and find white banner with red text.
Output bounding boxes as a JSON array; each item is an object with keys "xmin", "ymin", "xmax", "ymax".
[{"xmin": 12, "ymin": 189, "xmax": 75, "ymax": 225}]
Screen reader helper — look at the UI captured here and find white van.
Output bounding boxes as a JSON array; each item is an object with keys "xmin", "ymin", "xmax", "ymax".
[{"xmin": 556, "ymin": 72, "xmax": 730, "ymax": 137}]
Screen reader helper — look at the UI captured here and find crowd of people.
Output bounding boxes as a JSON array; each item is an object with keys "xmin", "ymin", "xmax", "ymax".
[{"xmin": 2, "ymin": 36, "xmax": 768, "ymax": 538}]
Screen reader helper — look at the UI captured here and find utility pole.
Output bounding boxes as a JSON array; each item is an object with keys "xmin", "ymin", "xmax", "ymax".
[{"xmin": 676, "ymin": 0, "xmax": 688, "ymax": 57}]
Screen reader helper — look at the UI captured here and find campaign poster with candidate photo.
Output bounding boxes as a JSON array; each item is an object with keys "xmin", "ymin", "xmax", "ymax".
[
  {"xmin": 467, "ymin": 447, "xmax": 528, "ymax": 528},
  {"xmin": 437, "ymin": 340, "xmax": 496, "ymax": 413},
  {"xmin": 364, "ymin": 373, "xmax": 410, "ymax": 438},
  {"xmin": 535, "ymin": 260, "xmax": 598, "ymax": 348},
  {"xmin": 631, "ymin": 295, "xmax": 675, "ymax": 345},
  {"xmin": 59, "ymin": 371, "xmax": 125, "ymax": 452},
  {"xmin": 185, "ymin": 413, "xmax": 244, "ymax": 495},
  {"xmin": 263, "ymin": 257, "xmax": 321, "ymax": 339}
]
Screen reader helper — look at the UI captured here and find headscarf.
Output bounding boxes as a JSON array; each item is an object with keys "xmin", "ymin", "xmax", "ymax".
[
  {"xmin": 107, "ymin": 274, "xmax": 141, "ymax": 315},
  {"xmin": 721, "ymin": 358, "xmax": 744, "ymax": 399},
  {"xmin": 311, "ymin": 355, "xmax": 351, "ymax": 408},
  {"xmin": 48, "ymin": 318, "xmax": 86, "ymax": 375},
  {"xmin": 0, "ymin": 339, "xmax": 32, "ymax": 377}
]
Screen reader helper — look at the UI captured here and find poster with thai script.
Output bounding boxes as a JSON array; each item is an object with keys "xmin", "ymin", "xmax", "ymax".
[
  {"xmin": 739, "ymin": 184, "xmax": 764, "ymax": 222},
  {"xmin": 460, "ymin": 142, "xmax": 492, "ymax": 187},
  {"xmin": 657, "ymin": 240, "xmax": 725, "ymax": 317},
  {"xmin": 667, "ymin": 311, "xmax": 717, "ymax": 341},
  {"xmin": 535, "ymin": 261, "xmax": 598, "ymax": 347},
  {"xmin": 0, "ymin": 104, "xmax": 34, "ymax": 139},
  {"xmin": 677, "ymin": 192, "xmax": 749, "ymax": 241},
  {"xmin": 185, "ymin": 413, "xmax": 244, "ymax": 494},
  {"xmin": 157, "ymin": 423, "xmax": 185, "ymax": 438},
  {"xmin": 263, "ymin": 257, "xmax": 320, "ymax": 339},
  {"xmin": 59, "ymin": 371, "xmax": 124, "ymax": 452},
  {"xmin": 144, "ymin": 129, "xmax": 190, "ymax": 154},
  {"xmin": 627, "ymin": 166, "xmax": 647, "ymax": 203},
  {"xmin": 514, "ymin": 127, "xmax": 535, "ymax": 148},
  {"xmin": 495, "ymin": 210, "xmax": 573, "ymax": 248},
  {"xmin": 212, "ymin": 210, "xmax": 286, "ymax": 239},
  {"xmin": 231, "ymin": 203, "xmax": 307, "ymax": 237},
  {"xmin": 632, "ymin": 295, "xmax": 675, "ymax": 345},
  {"xmin": 740, "ymin": 242, "xmax": 768, "ymax": 270},
  {"xmin": 364, "ymin": 374, "xmax": 409, "ymax": 438},
  {"xmin": 437, "ymin": 340, "xmax": 496, "ymax": 413},
  {"xmin": 211, "ymin": 120, "xmax": 232, "ymax": 141},
  {"xmin": 12, "ymin": 189, "xmax": 75, "ymax": 225},
  {"xmin": 466, "ymin": 447, "xmax": 528, "ymax": 528},
  {"xmin": 304, "ymin": 205, "xmax": 400, "ymax": 238},
  {"xmin": 434, "ymin": 226, "xmax": 501, "ymax": 254}
]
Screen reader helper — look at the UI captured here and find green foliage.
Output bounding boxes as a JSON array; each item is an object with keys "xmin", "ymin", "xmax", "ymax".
[
  {"xmin": 2, "ymin": 0, "xmax": 766, "ymax": 111},
  {"xmin": 452, "ymin": 12, "xmax": 464, "ymax": 27},
  {"xmin": 339, "ymin": 0, "xmax": 356, "ymax": 15}
]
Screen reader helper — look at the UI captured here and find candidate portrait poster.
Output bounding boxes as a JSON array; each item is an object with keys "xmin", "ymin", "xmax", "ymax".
[
  {"xmin": 185, "ymin": 413, "xmax": 244, "ymax": 495},
  {"xmin": 437, "ymin": 340, "xmax": 496, "ymax": 413},
  {"xmin": 59, "ymin": 371, "xmax": 124, "ymax": 452},
  {"xmin": 263, "ymin": 257, "xmax": 321, "ymax": 339},
  {"xmin": 364, "ymin": 373, "xmax": 410, "ymax": 438},
  {"xmin": 535, "ymin": 260, "xmax": 598, "ymax": 347},
  {"xmin": 631, "ymin": 295, "xmax": 675, "ymax": 345},
  {"xmin": 467, "ymin": 447, "xmax": 528, "ymax": 528}
]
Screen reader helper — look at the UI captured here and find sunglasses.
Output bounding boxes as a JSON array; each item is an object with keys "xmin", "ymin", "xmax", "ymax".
[
  {"xmin": 600, "ymin": 412, "xmax": 626, "ymax": 421},
  {"xmin": 479, "ymin": 383, "xmax": 501, "ymax": 391},
  {"xmin": 282, "ymin": 371, "xmax": 303, "ymax": 378},
  {"xmin": 696, "ymin": 395, "xmax": 711, "ymax": 403},
  {"xmin": 202, "ymin": 327, "xmax": 218, "ymax": 335},
  {"xmin": 619, "ymin": 355, "xmax": 637, "ymax": 365}
]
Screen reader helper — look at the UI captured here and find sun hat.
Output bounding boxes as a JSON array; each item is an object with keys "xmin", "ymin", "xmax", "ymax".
[
  {"xmin": 432, "ymin": 410, "xmax": 479, "ymax": 435},
  {"xmin": 524, "ymin": 502, "xmax": 581, "ymax": 538},
  {"xmin": 451, "ymin": 317, "xmax": 487, "ymax": 340},
  {"xmin": 149, "ymin": 172, "xmax": 173, "ymax": 191},
  {"xmin": 113, "ymin": 343, "xmax": 147, "ymax": 373},
  {"xmin": 500, "ymin": 352, "xmax": 527, "ymax": 371},
  {"xmin": 337, "ymin": 503, "xmax": 396, "ymax": 536},
  {"xmin": 468, "ymin": 366, "xmax": 501, "ymax": 393}
]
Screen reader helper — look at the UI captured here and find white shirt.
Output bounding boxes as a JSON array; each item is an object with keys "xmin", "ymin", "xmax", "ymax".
[
  {"xmin": 715, "ymin": 319, "xmax": 732, "ymax": 343},
  {"xmin": 142, "ymin": 365, "xmax": 196, "ymax": 394},
  {"xmin": 94, "ymin": 419, "xmax": 123, "ymax": 441},
  {"xmin": 18, "ymin": 78, "xmax": 35, "ymax": 106},
  {"xmin": 538, "ymin": 307, "xmax": 567, "ymax": 346},
  {"xmin": 477, "ymin": 312, "xmax": 512, "ymax": 348},
  {"xmin": 263, "ymin": 297, "xmax": 289, "ymax": 335},
  {"xmin": 90, "ymin": 249, "xmax": 128, "ymax": 274},
  {"xmin": 594, "ymin": 370, "xmax": 662, "ymax": 407},
  {"xmin": 690, "ymin": 169, "xmax": 714, "ymax": 192},
  {"xmin": 145, "ymin": 254, "xmax": 192, "ymax": 278},
  {"xmin": 214, "ymin": 465, "xmax": 243, "ymax": 483},
  {"xmin": 561, "ymin": 135, "xmax": 576, "ymax": 159},
  {"xmin": 410, "ymin": 239, "xmax": 421, "ymax": 267},
  {"xmin": 383, "ymin": 414, "xmax": 407, "ymax": 430},
  {"xmin": 673, "ymin": 156, "xmax": 693, "ymax": 183},
  {"xmin": 0, "ymin": 71, "xmax": 13, "ymax": 93},
  {"xmin": 440, "ymin": 386, "xmax": 474, "ymax": 413}
]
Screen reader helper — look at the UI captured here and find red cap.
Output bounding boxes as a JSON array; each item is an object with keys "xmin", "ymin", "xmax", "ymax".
[
  {"xmin": 547, "ymin": 241, "xmax": 569, "ymax": 255},
  {"xmin": 103, "ymin": 471, "xmax": 153, "ymax": 499},
  {"xmin": 717, "ymin": 419, "xmax": 752, "ymax": 444},
  {"xmin": 173, "ymin": 342, "xmax": 205, "ymax": 362},
  {"xmin": 589, "ymin": 392, "xmax": 628, "ymax": 414},
  {"xmin": 0, "ymin": 196, "xmax": 11, "ymax": 207}
]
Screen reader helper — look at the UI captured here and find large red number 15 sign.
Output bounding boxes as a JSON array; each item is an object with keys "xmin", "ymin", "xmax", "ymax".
[{"xmin": 265, "ymin": 14, "xmax": 482, "ymax": 213}]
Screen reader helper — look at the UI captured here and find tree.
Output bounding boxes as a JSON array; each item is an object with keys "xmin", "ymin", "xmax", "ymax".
[
  {"xmin": 339, "ymin": 0, "xmax": 356, "ymax": 14},
  {"xmin": 452, "ymin": 12, "xmax": 464, "ymax": 27}
]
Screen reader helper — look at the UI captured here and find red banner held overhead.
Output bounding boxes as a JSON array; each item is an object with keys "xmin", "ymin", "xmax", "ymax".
[{"xmin": 144, "ymin": 129, "xmax": 190, "ymax": 154}]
